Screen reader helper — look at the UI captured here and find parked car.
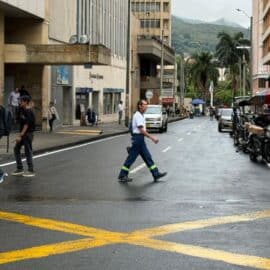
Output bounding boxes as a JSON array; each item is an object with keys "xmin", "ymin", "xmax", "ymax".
[
  {"xmin": 144, "ymin": 105, "xmax": 168, "ymax": 133},
  {"xmin": 218, "ymin": 108, "xmax": 233, "ymax": 132}
]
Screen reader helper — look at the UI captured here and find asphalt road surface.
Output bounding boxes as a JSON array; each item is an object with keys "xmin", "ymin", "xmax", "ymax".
[{"xmin": 0, "ymin": 117, "xmax": 269, "ymax": 270}]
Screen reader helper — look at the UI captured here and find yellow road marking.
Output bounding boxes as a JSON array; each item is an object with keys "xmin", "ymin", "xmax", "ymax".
[
  {"xmin": 0, "ymin": 211, "xmax": 125, "ymax": 239},
  {"xmin": 0, "ymin": 239, "xmax": 110, "ymax": 265},
  {"xmin": 128, "ymin": 238, "xmax": 270, "ymax": 270},
  {"xmin": 57, "ymin": 130, "xmax": 102, "ymax": 135},
  {"xmin": 0, "ymin": 209, "xmax": 269, "ymax": 269},
  {"xmin": 129, "ymin": 209, "xmax": 270, "ymax": 238}
]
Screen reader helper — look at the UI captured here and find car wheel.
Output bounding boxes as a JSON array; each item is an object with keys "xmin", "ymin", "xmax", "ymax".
[{"xmin": 218, "ymin": 124, "xmax": 222, "ymax": 132}]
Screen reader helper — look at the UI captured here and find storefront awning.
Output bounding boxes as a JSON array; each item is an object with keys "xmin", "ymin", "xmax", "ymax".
[{"xmin": 103, "ymin": 88, "xmax": 124, "ymax": 93}]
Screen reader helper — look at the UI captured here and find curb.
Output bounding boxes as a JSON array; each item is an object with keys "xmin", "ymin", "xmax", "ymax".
[{"xmin": 0, "ymin": 117, "xmax": 186, "ymax": 164}]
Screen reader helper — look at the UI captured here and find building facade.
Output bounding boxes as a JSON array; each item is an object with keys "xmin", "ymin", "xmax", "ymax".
[
  {"xmin": 253, "ymin": 0, "xmax": 270, "ymax": 94},
  {"xmin": 74, "ymin": 0, "xmax": 128, "ymax": 124},
  {"xmin": 131, "ymin": 0, "xmax": 171, "ymax": 45},
  {"xmin": 130, "ymin": 0, "xmax": 176, "ymax": 106},
  {"xmin": 1, "ymin": 0, "xmax": 126, "ymax": 130}
]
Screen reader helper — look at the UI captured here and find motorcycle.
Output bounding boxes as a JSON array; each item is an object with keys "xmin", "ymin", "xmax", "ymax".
[{"xmin": 247, "ymin": 124, "xmax": 270, "ymax": 166}]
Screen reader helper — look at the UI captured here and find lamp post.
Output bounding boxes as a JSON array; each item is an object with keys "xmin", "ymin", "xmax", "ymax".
[
  {"xmin": 125, "ymin": 0, "xmax": 131, "ymax": 127},
  {"xmin": 236, "ymin": 46, "xmax": 251, "ymax": 96},
  {"xmin": 236, "ymin": 8, "xmax": 253, "ymax": 95}
]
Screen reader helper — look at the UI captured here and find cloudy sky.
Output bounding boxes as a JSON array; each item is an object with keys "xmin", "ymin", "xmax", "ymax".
[{"xmin": 172, "ymin": 0, "xmax": 252, "ymax": 28}]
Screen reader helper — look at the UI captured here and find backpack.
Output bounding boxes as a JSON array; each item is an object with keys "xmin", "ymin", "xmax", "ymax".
[{"xmin": 0, "ymin": 106, "xmax": 12, "ymax": 137}]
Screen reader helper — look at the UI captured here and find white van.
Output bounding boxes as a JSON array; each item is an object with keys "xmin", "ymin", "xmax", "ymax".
[{"xmin": 144, "ymin": 105, "xmax": 168, "ymax": 133}]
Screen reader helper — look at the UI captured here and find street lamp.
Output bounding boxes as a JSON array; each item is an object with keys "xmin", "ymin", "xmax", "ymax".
[
  {"xmin": 236, "ymin": 45, "xmax": 251, "ymax": 96},
  {"xmin": 236, "ymin": 8, "xmax": 253, "ymax": 95},
  {"xmin": 125, "ymin": 0, "xmax": 131, "ymax": 127}
]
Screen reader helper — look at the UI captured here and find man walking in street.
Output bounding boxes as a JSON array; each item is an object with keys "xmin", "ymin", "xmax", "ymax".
[
  {"xmin": 12, "ymin": 96, "xmax": 36, "ymax": 177},
  {"xmin": 117, "ymin": 100, "xmax": 124, "ymax": 124},
  {"xmin": 118, "ymin": 99, "xmax": 167, "ymax": 183}
]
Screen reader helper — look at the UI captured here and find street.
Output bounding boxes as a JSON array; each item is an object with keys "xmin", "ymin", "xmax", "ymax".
[{"xmin": 0, "ymin": 117, "xmax": 270, "ymax": 270}]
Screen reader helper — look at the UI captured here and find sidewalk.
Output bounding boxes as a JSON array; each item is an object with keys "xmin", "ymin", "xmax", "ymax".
[{"xmin": 0, "ymin": 116, "xmax": 185, "ymax": 163}]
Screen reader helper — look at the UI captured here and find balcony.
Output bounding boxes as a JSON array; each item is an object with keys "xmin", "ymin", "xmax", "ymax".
[
  {"xmin": 4, "ymin": 44, "xmax": 111, "ymax": 65},
  {"xmin": 140, "ymin": 76, "xmax": 160, "ymax": 89},
  {"xmin": 137, "ymin": 37, "xmax": 175, "ymax": 65}
]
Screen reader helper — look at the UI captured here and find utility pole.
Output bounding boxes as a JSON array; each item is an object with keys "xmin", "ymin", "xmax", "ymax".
[
  {"xmin": 160, "ymin": 29, "xmax": 164, "ymax": 104},
  {"xmin": 180, "ymin": 54, "xmax": 185, "ymax": 106},
  {"xmin": 125, "ymin": 0, "xmax": 131, "ymax": 127},
  {"xmin": 236, "ymin": 8, "xmax": 253, "ymax": 96}
]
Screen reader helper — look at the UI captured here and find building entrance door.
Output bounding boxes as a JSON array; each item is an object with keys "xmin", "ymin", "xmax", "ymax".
[{"xmin": 63, "ymin": 86, "xmax": 72, "ymax": 125}]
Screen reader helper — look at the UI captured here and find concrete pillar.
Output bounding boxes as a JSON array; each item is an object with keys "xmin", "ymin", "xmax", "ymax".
[
  {"xmin": 0, "ymin": 11, "xmax": 4, "ymax": 105},
  {"xmin": 41, "ymin": 66, "xmax": 50, "ymax": 131}
]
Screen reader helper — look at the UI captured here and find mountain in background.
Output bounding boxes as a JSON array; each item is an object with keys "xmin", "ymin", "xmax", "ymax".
[
  {"xmin": 210, "ymin": 18, "xmax": 243, "ymax": 28},
  {"xmin": 171, "ymin": 15, "xmax": 249, "ymax": 55}
]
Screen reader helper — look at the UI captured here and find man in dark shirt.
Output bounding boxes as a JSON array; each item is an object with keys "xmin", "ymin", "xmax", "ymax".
[{"xmin": 12, "ymin": 95, "xmax": 36, "ymax": 177}]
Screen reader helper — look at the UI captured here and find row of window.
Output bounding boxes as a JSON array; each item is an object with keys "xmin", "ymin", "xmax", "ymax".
[
  {"xmin": 132, "ymin": 2, "xmax": 169, "ymax": 13},
  {"xmin": 132, "ymin": 2, "xmax": 160, "ymax": 12},
  {"xmin": 140, "ymin": 19, "xmax": 160, "ymax": 28}
]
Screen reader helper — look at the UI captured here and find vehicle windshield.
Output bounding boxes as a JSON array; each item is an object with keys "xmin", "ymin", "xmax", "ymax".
[
  {"xmin": 221, "ymin": 109, "xmax": 233, "ymax": 116},
  {"xmin": 145, "ymin": 107, "xmax": 161, "ymax": 114}
]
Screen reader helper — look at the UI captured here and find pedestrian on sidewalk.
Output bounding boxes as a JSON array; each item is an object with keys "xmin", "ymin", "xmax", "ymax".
[
  {"xmin": 86, "ymin": 107, "xmax": 97, "ymax": 126},
  {"xmin": 118, "ymin": 99, "xmax": 167, "ymax": 183},
  {"xmin": 8, "ymin": 87, "xmax": 20, "ymax": 124},
  {"xmin": 12, "ymin": 95, "xmax": 36, "ymax": 177},
  {"xmin": 117, "ymin": 100, "xmax": 124, "ymax": 124},
  {"xmin": 47, "ymin": 101, "xmax": 59, "ymax": 132}
]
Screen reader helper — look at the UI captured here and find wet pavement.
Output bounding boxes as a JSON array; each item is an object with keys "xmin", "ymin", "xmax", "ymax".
[{"xmin": 0, "ymin": 116, "xmax": 184, "ymax": 163}]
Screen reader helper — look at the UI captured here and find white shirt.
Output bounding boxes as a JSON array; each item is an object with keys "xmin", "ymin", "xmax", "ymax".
[
  {"xmin": 132, "ymin": 111, "xmax": 145, "ymax": 134},
  {"xmin": 9, "ymin": 91, "xmax": 20, "ymax": 106},
  {"xmin": 118, "ymin": 103, "xmax": 124, "ymax": 112}
]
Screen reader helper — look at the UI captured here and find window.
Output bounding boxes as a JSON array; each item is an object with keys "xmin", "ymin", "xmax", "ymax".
[
  {"xmin": 140, "ymin": 19, "xmax": 160, "ymax": 28},
  {"xmin": 259, "ymin": 78, "xmax": 266, "ymax": 88},
  {"xmin": 103, "ymin": 92, "xmax": 122, "ymax": 114},
  {"xmin": 103, "ymin": 93, "xmax": 113, "ymax": 114}
]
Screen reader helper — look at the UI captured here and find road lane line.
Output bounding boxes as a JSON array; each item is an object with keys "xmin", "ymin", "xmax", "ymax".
[
  {"xmin": 187, "ymin": 132, "xmax": 191, "ymax": 135},
  {"xmin": 0, "ymin": 211, "xmax": 124, "ymax": 239},
  {"xmin": 0, "ymin": 135, "xmax": 125, "ymax": 167},
  {"xmin": 162, "ymin": 146, "xmax": 171, "ymax": 153},
  {"xmin": 130, "ymin": 163, "xmax": 146, "ymax": 174},
  {"xmin": 1, "ymin": 209, "xmax": 270, "ymax": 268},
  {"xmin": 129, "ymin": 238, "xmax": 270, "ymax": 270},
  {"xmin": 130, "ymin": 209, "xmax": 270, "ymax": 238},
  {"xmin": 0, "ymin": 238, "xmax": 112, "ymax": 265},
  {"xmin": 178, "ymin": 138, "xmax": 183, "ymax": 142}
]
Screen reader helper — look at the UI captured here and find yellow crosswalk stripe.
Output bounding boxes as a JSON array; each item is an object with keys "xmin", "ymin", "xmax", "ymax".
[{"xmin": 0, "ymin": 209, "xmax": 269, "ymax": 269}]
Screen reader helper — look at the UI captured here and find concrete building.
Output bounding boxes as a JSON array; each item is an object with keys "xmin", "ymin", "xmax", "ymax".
[
  {"xmin": 73, "ymin": 0, "xmax": 128, "ymax": 124},
  {"xmin": 1, "ymin": 0, "xmax": 127, "ymax": 130},
  {"xmin": 253, "ymin": 0, "xmax": 270, "ymax": 94},
  {"xmin": 131, "ymin": 0, "xmax": 171, "ymax": 45},
  {"xmin": 131, "ymin": 0, "xmax": 176, "ymax": 107}
]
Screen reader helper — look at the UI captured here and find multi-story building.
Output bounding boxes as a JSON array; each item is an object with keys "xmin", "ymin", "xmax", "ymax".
[
  {"xmin": 1, "ymin": 0, "xmax": 127, "ymax": 129},
  {"xmin": 131, "ymin": 0, "xmax": 176, "ymax": 107},
  {"xmin": 73, "ymin": 0, "xmax": 128, "ymax": 124},
  {"xmin": 253, "ymin": 0, "xmax": 270, "ymax": 94},
  {"xmin": 131, "ymin": 0, "xmax": 171, "ymax": 45}
]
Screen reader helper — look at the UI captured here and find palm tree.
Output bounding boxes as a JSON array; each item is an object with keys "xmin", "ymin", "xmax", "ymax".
[
  {"xmin": 216, "ymin": 31, "xmax": 250, "ymax": 97},
  {"xmin": 189, "ymin": 51, "xmax": 219, "ymax": 102}
]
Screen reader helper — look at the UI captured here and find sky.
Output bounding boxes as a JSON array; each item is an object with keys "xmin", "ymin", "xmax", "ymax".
[{"xmin": 171, "ymin": 0, "xmax": 252, "ymax": 28}]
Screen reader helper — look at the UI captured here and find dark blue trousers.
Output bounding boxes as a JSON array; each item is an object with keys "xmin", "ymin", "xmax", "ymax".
[{"xmin": 119, "ymin": 134, "xmax": 159, "ymax": 178}]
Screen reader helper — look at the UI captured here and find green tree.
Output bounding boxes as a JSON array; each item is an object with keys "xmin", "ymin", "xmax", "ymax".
[
  {"xmin": 215, "ymin": 31, "xmax": 250, "ymax": 97},
  {"xmin": 189, "ymin": 51, "xmax": 219, "ymax": 102}
]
